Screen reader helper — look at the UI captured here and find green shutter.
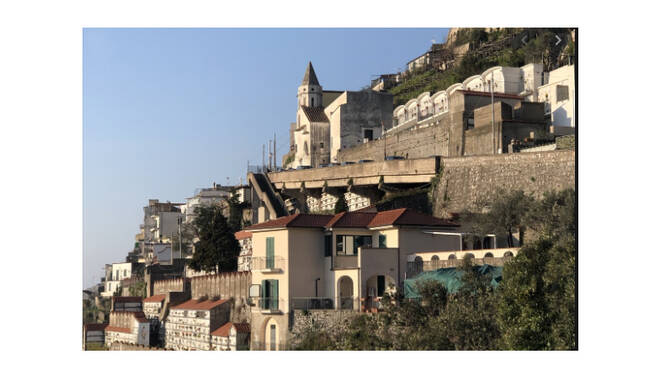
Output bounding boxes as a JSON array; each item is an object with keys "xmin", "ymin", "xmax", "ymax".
[
  {"xmin": 271, "ymin": 280, "xmax": 279, "ymax": 310},
  {"xmin": 260, "ymin": 280, "xmax": 267, "ymax": 309},
  {"xmin": 379, "ymin": 235, "xmax": 386, "ymax": 248},
  {"xmin": 266, "ymin": 237, "xmax": 274, "ymax": 268}
]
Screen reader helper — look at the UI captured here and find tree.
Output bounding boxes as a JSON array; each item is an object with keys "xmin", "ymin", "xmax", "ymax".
[
  {"xmin": 334, "ymin": 191, "xmax": 348, "ymax": 214},
  {"xmin": 188, "ymin": 204, "xmax": 241, "ymax": 273},
  {"xmin": 470, "ymin": 189, "xmax": 535, "ymax": 247},
  {"xmin": 496, "ymin": 189, "xmax": 576, "ymax": 350}
]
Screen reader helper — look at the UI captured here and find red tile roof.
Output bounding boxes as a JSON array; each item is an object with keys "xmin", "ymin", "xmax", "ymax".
[
  {"xmin": 211, "ymin": 322, "xmax": 251, "ymax": 337},
  {"xmin": 245, "ymin": 209, "xmax": 457, "ymax": 231},
  {"xmin": 234, "ymin": 230, "xmax": 253, "ymax": 241},
  {"xmin": 170, "ymin": 298, "xmax": 229, "ymax": 311},
  {"xmin": 143, "ymin": 294, "xmax": 166, "ymax": 303},
  {"xmin": 459, "ymin": 90, "xmax": 523, "ymax": 100},
  {"xmin": 105, "ymin": 326, "xmax": 131, "ymax": 333},
  {"xmin": 367, "ymin": 208, "xmax": 459, "ymax": 228},
  {"xmin": 301, "ymin": 106, "xmax": 329, "ymax": 122},
  {"xmin": 326, "ymin": 211, "xmax": 377, "ymax": 228},
  {"xmin": 244, "ymin": 213, "xmax": 334, "ymax": 231}
]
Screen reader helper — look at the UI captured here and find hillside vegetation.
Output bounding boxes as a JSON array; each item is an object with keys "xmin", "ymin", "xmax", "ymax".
[{"xmin": 387, "ymin": 28, "xmax": 575, "ymax": 107}]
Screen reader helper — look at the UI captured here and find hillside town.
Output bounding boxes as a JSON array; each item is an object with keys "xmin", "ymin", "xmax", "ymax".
[{"xmin": 83, "ymin": 27, "xmax": 576, "ymax": 351}]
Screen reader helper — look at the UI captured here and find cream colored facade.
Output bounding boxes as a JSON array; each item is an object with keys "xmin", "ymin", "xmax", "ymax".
[{"xmin": 246, "ymin": 210, "xmax": 466, "ymax": 349}]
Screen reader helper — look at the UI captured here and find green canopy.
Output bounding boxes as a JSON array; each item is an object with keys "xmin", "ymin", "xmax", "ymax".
[{"xmin": 403, "ymin": 264, "xmax": 503, "ymax": 298}]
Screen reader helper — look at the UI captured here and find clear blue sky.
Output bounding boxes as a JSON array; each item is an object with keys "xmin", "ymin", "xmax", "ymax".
[{"xmin": 83, "ymin": 28, "xmax": 449, "ymax": 288}]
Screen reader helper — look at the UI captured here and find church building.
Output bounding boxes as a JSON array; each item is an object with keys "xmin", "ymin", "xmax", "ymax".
[{"xmin": 289, "ymin": 62, "xmax": 393, "ymax": 168}]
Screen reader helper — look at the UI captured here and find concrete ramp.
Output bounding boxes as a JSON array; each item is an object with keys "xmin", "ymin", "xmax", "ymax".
[{"xmin": 248, "ymin": 172, "xmax": 289, "ymax": 219}]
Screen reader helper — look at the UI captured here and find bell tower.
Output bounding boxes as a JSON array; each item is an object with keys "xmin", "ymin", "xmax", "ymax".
[{"xmin": 297, "ymin": 62, "xmax": 323, "ymax": 108}]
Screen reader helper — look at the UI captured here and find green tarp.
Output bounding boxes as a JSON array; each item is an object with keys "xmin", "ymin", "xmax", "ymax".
[{"xmin": 404, "ymin": 265, "xmax": 503, "ymax": 298}]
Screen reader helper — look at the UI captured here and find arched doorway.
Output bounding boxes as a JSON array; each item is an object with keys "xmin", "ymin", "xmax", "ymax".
[
  {"xmin": 338, "ymin": 276, "xmax": 354, "ymax": 310},
  {"xmin": 262, "ymin": 318, "xmax": 279, "ymax": 351}
]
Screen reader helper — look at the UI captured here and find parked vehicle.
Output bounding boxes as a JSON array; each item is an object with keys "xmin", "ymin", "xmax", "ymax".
[
  {"xmin": 296, "ymin": 165, "xmax": 313, "ymax": 170},
  {"xmin": 358, "ymin": 159, "xmax": 374, "ymax": 163},
  {"xmin": 385, "ymin": 155, "xmax": 405, "ymax": 161},
  {"xmin": 341, "ymin": 161, "xmax": 356, "ymax": 166}
]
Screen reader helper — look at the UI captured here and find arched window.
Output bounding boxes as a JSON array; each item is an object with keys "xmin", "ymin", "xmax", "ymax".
[
  {"xmin": 464, "ymin": 253, "xmax": 475, "ymax": 260},
  {"xmin": 311, "ymin": 97, "xmax": 315, "ymax": 106},
  {"xmin": 431, "ymin": 255, "xmax": 440, "ymax": 270},
  {"xmin": 484, "ymin": 252, "xmax": 494, "ymax": 258},
  {"xmin": 448, "ymin": 254, "xmax": 456, "ymax": 260}
]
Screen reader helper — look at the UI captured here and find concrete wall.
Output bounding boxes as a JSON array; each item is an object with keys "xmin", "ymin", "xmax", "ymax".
[
  {"xmin": 190, "ymin": 272, "xmax": 251, "ymax": 301},
  {"xmin": 152, "ymin": 278, "xmax": 186, "ymax": 296},
  {"xmin": 434, "ymin": 150, "xmax": 575, "ymax": 215}
]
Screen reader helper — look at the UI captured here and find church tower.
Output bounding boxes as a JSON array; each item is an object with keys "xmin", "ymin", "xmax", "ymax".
[{"xmin": 297, "ymin": 62, "xmax": 323, "ymax": 108}]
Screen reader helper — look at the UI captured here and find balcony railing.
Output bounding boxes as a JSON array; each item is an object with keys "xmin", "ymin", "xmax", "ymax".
[
  {"xmin": 333, "ymin": 255, "xmax": 358, "ymax": 269},
  {"xmin": 250, "ymin": 256, "xmax": 285, "ymax": 271},
  {"xmin": 291, "ymin": 297, "xmax": 334, "ymax": 310},
  {"xmin": 251, "ymin": 298, "xmax": 285, "ymax": 313}
]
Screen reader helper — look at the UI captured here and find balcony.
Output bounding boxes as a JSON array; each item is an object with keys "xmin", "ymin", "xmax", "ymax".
[
  {"xmin": 291, "ymin": 297, "xmax": 334, "ymax": 310},
  {"xmin": 333, "ymin": 255, "xmax": 358, "ymax": 269},
  {"xmin": 252, "ymin": 298, "xmax": 285, "ymax": 314},
  {"xmin": 250, "ymin": 256, "xmax": 285, "ymax": 273}
]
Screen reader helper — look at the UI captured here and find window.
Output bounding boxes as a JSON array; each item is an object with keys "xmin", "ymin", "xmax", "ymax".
[
  {"xmin": 363, "ymin": 129, "xmax": 373, "ymax": 141},
  {"xmin": 266, "ymin": 237, "xmax": 274, "ymax": 268},
  {"xmin": 319, "ymin": 142, "xmax": 324, "ymax": 149},
  {"xmin": 556, "ymin": 85, "xmax": 569, "ymax": 102},
  {"xmin": 324, "ymin": 235, "xmax": 332, "ymax": 257},
  {"xmin": 261, "ymin": 279, "xmax": 279, "ymax": 310},
  {"xmin": 311, "ymin": 97, "xmax": 315, "ymax": 106},
  {"xmin": 378, "ymin": 234, "xmax": 386, "ymax": 248},
  {"xmin": 336, "ymin": 235, "xmax": 367, "ymax": 255}
]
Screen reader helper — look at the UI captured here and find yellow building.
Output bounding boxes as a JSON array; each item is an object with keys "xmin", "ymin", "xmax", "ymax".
[{"xmin": 245, "ymin": 208, "xmax": 474, "ymax": 350}]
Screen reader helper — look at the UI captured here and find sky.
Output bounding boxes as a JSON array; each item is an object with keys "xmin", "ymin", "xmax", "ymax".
[{"xmin": 83, "ymin": 28, "xmax": 449, "ymax": 288}]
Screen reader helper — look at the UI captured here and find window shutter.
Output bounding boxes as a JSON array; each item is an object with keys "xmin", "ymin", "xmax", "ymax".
[
  {"xmin": 379, "ymin": 235, "xmax": 386, "ymax": 248},
  {"xmin": 260, "ymin": 280, "xmax": 267, "ymax": 309},
  {"xmin": 377, "ymin": 275, "xmax": 385, "ymax": 297},
  {"xmin": 266, "ymin": 237, "xmax": 274, "ymax": 268},
  {"xmin": 271, "ymin": 280, "xmax": 279, "ymax": 310}
]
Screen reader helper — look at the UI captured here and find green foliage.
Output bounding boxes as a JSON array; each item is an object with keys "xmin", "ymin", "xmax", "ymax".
[
  {"xmin": 129, "ymin": 280, "xmax": 147, "ymax": 298},
  {"xmin": 470, "ymin": 189, "xmax": 535, "ymax": 247},
  {"xmin": 188, "ymin": 205, "xmax": 241, "ymax": 273},
  {"xmin": 333, "ymin": 192, "xmax": 348, "ymax": 214}
]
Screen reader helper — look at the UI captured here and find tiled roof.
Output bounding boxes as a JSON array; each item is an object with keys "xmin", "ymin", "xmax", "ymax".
[
  {"xmin": 105, "ymin": 326, "xmax": 131, "ymax": 334},
  {"xmin": 246, "ymin": 209, "xmax": 457, "ymax": 231},
  {"xmin": 367, "ymin": 208, "xmax": 459, "ymax": 228},
  {"xmin": 110, "ymin": 311, "xmax": 149, "ymax": 323},
  {"xmin": 85, "ymin": 323, "xmax": 108, "ymax": 332},
  {"xmin": 301, "ymin": 106, "xmax": 329, "ymax": 122},
  {"xmin": 170, "ymin": 298, "xmax": 229, "ymax": 311},
  {"xmin": 244, "ymin": 213, "xmax": 334, "ymax": 231},
  {"xmin": 211, "ymin": 322, "xmax": 251, "ymax": 337},
  {"xmin": 143, "ymin": 294, "xmax": 166, "ymax": 303},
  {"xmin": 325, "ymin": 212, "xmax": 377, "ymax": 228},
  {"xmin": 234, "ymin": 230, "xmax": 252, "ymax": 241}
]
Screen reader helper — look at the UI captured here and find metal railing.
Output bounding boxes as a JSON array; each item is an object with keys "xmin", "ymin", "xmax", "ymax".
[
  {"xmin": 250, "ymin": 256, "xmax": 285, "ymax": 270},
  {"xmin": 291, "ymin": 297, "xmax": 334, "ymax": 310},
  {"xmin": 251, "ymin": 298, "xmax": 285, "ymax": 312}
]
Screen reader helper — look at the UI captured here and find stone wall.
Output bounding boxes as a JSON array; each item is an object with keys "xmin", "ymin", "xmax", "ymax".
[
  {"xmin": 191, "ymin": 272, "xmax": 252, "ymax": 323},
  {"xmin": 337, "ymin": 115, "xmax": 450, "ymax": 162},
  {"xmin": 153, "ymin": 278, "xmax": 186, "ymax": 296},
  {"xmin": 108, "ymin": 342, "xmax": 171, "ymax": 351},
  {"xmin": 434, "ymin": 149, "xmax": 575, "ymax": 215}
]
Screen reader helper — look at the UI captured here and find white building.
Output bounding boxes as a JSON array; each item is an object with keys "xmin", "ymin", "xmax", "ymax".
[
  {"xmin": 391, "ymin": 63, "xmax": 575, "ymax": 134},
  {"xmin": 101, "ymin": 262, "xmax": 133, "ymax": 297},
  {"xmin": 104, "ymin": 311, "xmax": 150, "ymax": 347},
  {"xmin": 210, "ymin": 322, "xmax": 250, "ymax": 351},
  {"xmin": 236, "ymin": 230, "xmax": 253, "ymax": 272},
  {"xmin": 164, "ymin": 298, "xmax": 231, "ymax": 351},
  {"xmin": 181, "ymin": 187, "xmax": 231, "ymax": 224}
]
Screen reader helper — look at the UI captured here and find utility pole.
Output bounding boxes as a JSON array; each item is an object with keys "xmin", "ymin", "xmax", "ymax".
[
  {"xmin": 177, "ymin": 217, "xmax": 182, "ymax": 260},
  {"xmin": 268, "ymin": 139, "xmax": 272, "ymax": 170},
  {"xmin": 262, "ymin": 144, "xmax": 265, "ymax": 171},
  {"xmin": 490, "ymin": 71, "xmax": 496, "ymax": 155},
  {"xmin": 273, "ymin": 133, "xmax": 277, "ymax": 169}
]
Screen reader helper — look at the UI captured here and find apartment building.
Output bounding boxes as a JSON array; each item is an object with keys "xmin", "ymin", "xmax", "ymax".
[
  {"xmin": 244, "ymin": 208, "xmax": 467, "ymax": 350},
  {"xmin": 164, "ymin": 298, "xmax": 231, "ymax": 351}
]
